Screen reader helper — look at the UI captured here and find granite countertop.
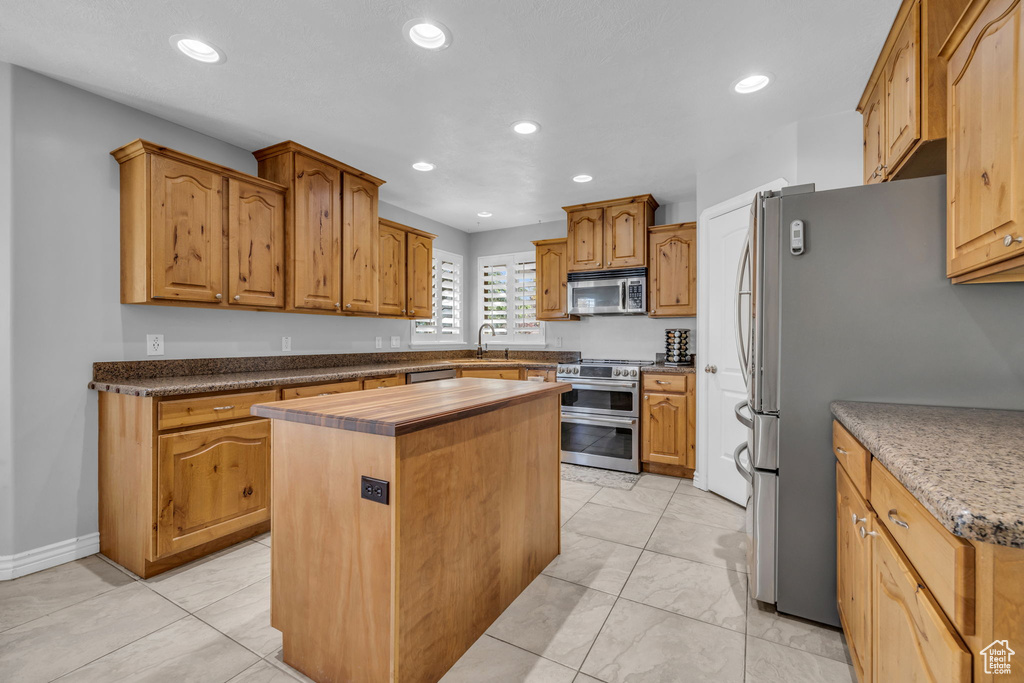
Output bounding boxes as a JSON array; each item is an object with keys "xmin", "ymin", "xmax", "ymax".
[
  {"xmin": 89, "ymin": 359, "xmax": 563, "ymax": 397},
  {"xmin": 831, "ymin": 401, "xmax": 1024, "ymax": 548},
  {"xmin": 252, "ymin": 377, "xmax": 571, "ymax": 436}
]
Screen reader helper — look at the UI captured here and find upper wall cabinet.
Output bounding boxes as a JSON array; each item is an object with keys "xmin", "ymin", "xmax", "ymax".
[
  {"xmin": 648, "ymin": 223, "xmax": 696, "ymax": 317},
  {"xmin": 377, "ymin": 218, "xmax": 435, "ymax": 319},
  {"xmin": 563, "ymin": 195, "xmax": 658, "ymax": 272},
  {"xmin": 112, "ymin": 140, "xmax": 287, "ymax": 309},
  {"xmin": 942, "ymin": 0, "xmax": 1024, "ymax": 283},
  {"xmin": 533, "ymin": 238, "xmax": 578, "ymax": 322},
  {"xmin": 253, "ymin": 141, "xmax": 385, "ymax": 315},
  {"xmin": 856, "ymin": 0, "xmax": 970, "ymax": 183}
]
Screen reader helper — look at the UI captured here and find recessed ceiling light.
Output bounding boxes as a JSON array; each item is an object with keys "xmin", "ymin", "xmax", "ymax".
[
  {"xmin": 572, "ymin": 174, "xmax": 593, "ymax": 183},
  {"xmin": 512, "ymin": 121, "xmax": 540, "ymax": 135},
  {"xmin": 412, "ymin": 162, "xmax": 435, "ymax": 172},
  {"xmin": 477, "ymin": 211, "xmax": 493, "ymax": 217},
  {"xmin": 404, "ymin": 19, "xmax": 453, "ymax": 50},
  {"xmin": 170, "ymin": 35, "xmax": 225, "ymax": 64},
  {"xmin": 733, "ymin": 73, "xmax": 772, "ymax": 94}
]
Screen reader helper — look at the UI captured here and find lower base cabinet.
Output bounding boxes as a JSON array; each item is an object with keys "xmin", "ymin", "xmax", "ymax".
[
  {"xmin": 641, "ymin": 374, "xmax": 695, "ymax": 470},
  {"xmin": 836, "ymin": 464, "xmax": 872, "ymax": 683}
]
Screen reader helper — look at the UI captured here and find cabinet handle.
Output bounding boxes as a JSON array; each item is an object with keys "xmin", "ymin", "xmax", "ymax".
[
  {"xmin": 655, "ymin": 380, "xmax": 670, "ymax": 385},
  {"xmin": 835, "ymin": 446, "xmax": 848, "ymax": 455},
  {"xmin": 887, "ymin": 509, "xmax": 909, "ymax": 529},
  {"xmin": 1004, "ymin": 235, "xmax": 1024, "ymax": 247},
  {"xmin": 851, "ymin": 513, "xmax": 866, "ymax": 525},
  {"xmin": 859, "ymin": 526, "xmax": 879, "ymax": 539},
  {"xmin": 212, "ymin": 405, "xmax": 235, "ymax": 411},
  {"xmin": 317, "ymin": 392, "xmax": 337, "ymax": 397},
  {"xmin": 215, "ymin": 293, "xmax": 222, "ymax": 300},
  {"xmin": 242, "ymin": 485, "xmax": 254, "ymax": 498},
  {"xmin": 233, "ymin": 295, "xmax": 241, "ymax": 301}
]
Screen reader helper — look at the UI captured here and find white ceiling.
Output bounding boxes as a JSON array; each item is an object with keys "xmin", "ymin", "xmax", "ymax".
[{"xmin": 0, "ymin": 0, "xmax": 899, "ymax": 232}]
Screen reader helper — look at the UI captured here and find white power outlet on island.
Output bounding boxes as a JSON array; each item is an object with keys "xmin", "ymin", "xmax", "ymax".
[
  {"xmin": 390, "ymin": 336, "xmax": 401, "ymax": 349},
  {"xmin": 555, "ymin": 337, "xmax": 563, "ymax": 348},
  {"xmin": 375, "ymin": 336, "xmax": 383, "ymax": 349},
  {"xmin": 146, "ymin": 334, "xmax": 164, "ymax": 356},
  {"xmin": 281, "ymin": 336, "xmax": 292, "ymax": 352}
]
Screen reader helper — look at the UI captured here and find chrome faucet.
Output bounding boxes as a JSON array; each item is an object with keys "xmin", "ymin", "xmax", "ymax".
[{"xmin": 477, "ymin": 323, "xmax": 496, "ymax": 358}]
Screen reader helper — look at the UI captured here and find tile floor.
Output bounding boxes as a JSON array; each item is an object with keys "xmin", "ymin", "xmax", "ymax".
[{"xmin": 0, "ymin": 474, "xmax": 854, "ymax": 682}]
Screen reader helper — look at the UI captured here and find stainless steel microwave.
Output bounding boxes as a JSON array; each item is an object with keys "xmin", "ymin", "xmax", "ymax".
[{"xmin": 566, "ymin": 268, "xmax": 647, "ymax": 315}]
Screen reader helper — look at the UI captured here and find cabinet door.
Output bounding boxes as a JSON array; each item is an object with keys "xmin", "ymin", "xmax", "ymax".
[
  {"xmin": 155, "ymin": 420, "xmax": 271, "ymax": 558},
  {"xmin": 604, "ymin": 202, "xmax": 647, "ymax": 269},
  {"xmin": 292, "ymin": 154, "xmax": 341, "ymax": 311},
  {"xmin": 227, "ymin": 178, "xmax": 285, "ymax": 308},
  {"xmin": 378, "ymin": 222, "xmax": 406, "ymax": 317},
  {"xmin": 836, "ymin": 464, "xmax": 872, "ymax": 683},
  {"xmin": 947, "ymin": 0, "xmax": 1024, "ymax": 278},
  {"xmin": 341, "ymin": 173, "xmax": 379, "ymax": 313},
  {"xmin": 150, "ymin": 155, "xmax": 224, "ymax": 303},
  {"xmin": 649, "ymin": 225, "xmax": 696, "ymax": 317},
  {"xmin": 884, "ymin": 0, "xmax": 921, "ymax": 169},
  {"xmin": 862, "ymin": 78, "xmax": 887, "ymax": 184},
  {"xmin": 535, "ymin": 240, "xmax": 572, "ymax": 321},
  {"xmin": 406, "ymin": 233, "xmax": 433, "ymax": 319},
  {"xmin": 872, "ymin": 525, "xmax": 971, "ymax": 683},
  {"xmin": 363, "ymin": 375, "xmax": 405, "ymax": 389},
  {"xmin": 567, "ymin": 208, "xmax": 604, "ymax": 272},
  {"xmin": 642, "ymin": 391, "xmax": 689, "ymax": 467}
]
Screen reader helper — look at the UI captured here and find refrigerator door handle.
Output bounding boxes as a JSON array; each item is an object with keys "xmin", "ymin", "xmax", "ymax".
[
  {"xmin": 734, "ymin": 233, "xmax": 752, "ymax": 386},
  {"xmin": 734, "ymin": 400, "xmax": 753, "ymax": 429},
  {"xmin": 733, "ymin": 441, "xmax": 752, "ymax": 483}
]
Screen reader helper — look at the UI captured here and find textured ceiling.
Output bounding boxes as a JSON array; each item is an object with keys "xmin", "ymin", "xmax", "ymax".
[{"xmin": 0, "ymin": 0, "xmax": 899, "ymax": 231}]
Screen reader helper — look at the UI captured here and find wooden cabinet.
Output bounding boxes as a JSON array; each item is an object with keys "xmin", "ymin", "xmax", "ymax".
[
  {"xmin": 459, "ymin": 368, "xmax": 523, "ymax": 381},
  {"xmin": 871, "ymin": 524, "xmax": 971, "ymax": 683},
  {"xmin": 943, "ymin": 0, "xmax": 1024, "ymax": 283},
  {"xmin": 641, "ymin": 373, "xmax": 695, "ymax": 470},
  {"xmin": 253, "ymin": 141, "xmax": 387, "ymax": 314},
  {"xmin": 281, "ymin": 381, "xmax": 361, "ymax": 400},
  {"xmin": 377, "ymin": 218, "xmax": 435, "ymax": 319},
  {"xmin": 341, "ymin": 173, "xmax": 380, "ymax": 313},
  {"xmin": 156, "ymin": 420, "xmax": 271, "ymax": 558},
  {"xmin": 856, "ymin": 0, "xmax": 970, "ymax": 182},
  {"xmin": 648, "ymin": 223, "xmax": 696, "ymax": 317},
  {"xmin": 112, "ymin": 140, "xmax": 287, "ymax": 309},
  {"xmin": 533, "ymin": 238, "xmax": 578, "ymax": 321},
  {"xmin": 363, "ymin": 374, "xmax": 406, "ymax": 389},
  {"xmin": 836, "ymin": 463, "xmax": 873, "ymax": 683},
  {"xmin": 564, "ymin": 195, "xmax": 658, "ymax": 272}
]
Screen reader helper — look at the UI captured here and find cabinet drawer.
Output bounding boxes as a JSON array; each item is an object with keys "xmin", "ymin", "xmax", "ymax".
[
  {"xmin": 158, "ymin": 390, "xmax": 279, "ymax": 431},
  {"xmin": 833, "ymin": 420, "xmax": 871, "ymax": 498},
  {"xmin": 525, "ymin": 369, "xmax": 555, "ymax": 382},
  {"xmin": 281, "ymin": 381, "xmax": 361, "ymax": 400},
  {"xmin": 870, "ymin": 459, "xmax": 975, "ymax": 634},
  {"xmin": 363, "ymin": 375, "xmax": 405, "ymax": 390},
  {"xmin": 642, "ymin": 373, "xmax": 689, "ymax": 393},
  {"xmin": 460, "ymin": 368, "xmax": 522, "ymax": 381}
]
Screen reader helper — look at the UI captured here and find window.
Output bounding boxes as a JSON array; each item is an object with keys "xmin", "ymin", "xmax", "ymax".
[
  {"xmin": 411, "ymin": 249, "xmax": 463, "ymax": 344},
  {"xmin": 477, "ymin": 251, "xmax": 544, "ymax": 345}
]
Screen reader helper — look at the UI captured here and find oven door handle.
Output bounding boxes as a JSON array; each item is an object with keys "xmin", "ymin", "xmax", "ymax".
[
  {"xmin": 562, "ymin": 414, "xmax": 637, "ymax": 427},
  {"xmin": 561, "ymin": 380, "xmax": 638, "ymax": 390}
]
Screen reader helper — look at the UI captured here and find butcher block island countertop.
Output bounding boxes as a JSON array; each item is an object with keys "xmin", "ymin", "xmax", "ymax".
[{"xmin": 251, "ymin": 378, "xmax": 569, "ymax": 683}]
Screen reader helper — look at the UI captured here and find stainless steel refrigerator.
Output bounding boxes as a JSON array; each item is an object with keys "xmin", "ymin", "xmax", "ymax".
[{"xmin": 732, "ymin": 174, "xmax": 1024, "ymax": 626}]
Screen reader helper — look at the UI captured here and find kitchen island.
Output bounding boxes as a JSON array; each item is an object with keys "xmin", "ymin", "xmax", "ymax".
[{"xmin": 251, "ymin": 377, "xmax": 570, "ymax": 683}]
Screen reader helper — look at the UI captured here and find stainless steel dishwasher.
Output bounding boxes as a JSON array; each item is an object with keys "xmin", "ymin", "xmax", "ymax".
[{"xmin": 406, "ymin": 368, "xmax": 458, "ymax": 384}]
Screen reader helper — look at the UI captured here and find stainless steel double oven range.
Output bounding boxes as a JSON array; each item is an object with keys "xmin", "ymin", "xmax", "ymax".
[{"xmin": 557, "ymin": 359, "xmax": 652, "ymax": 474}]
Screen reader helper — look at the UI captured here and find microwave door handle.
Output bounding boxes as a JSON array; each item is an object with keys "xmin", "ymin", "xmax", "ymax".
[
  {"xmin": 620, "ymin": 281, "xmax": 627, "ymax": 310},
  {"xmin": 734, "ymin": 232, "xmax": 752, "ymax": 386}
]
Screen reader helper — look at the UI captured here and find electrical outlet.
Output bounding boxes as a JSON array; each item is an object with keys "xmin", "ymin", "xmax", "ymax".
[
  {"xmin": 390, "ymin": 336, "xmax": 401, "ymax": 349},
  {"xmin": 555, "ymin": 336, "xmax": 563, "ymax": 348},
  {"xmin": 360, "ymin": 476, "xmax": 389, "ymax": 505},
  {"xmin": 281, "ymin": 336, "xmax": 292, "ymax": 352},
  {"xmin": 146, "ymin": 334, "xmax": 164, "ymax": 356},
  {"xmin": 375, "ymin": 336, "xmax": 383, "ymax": 349}
]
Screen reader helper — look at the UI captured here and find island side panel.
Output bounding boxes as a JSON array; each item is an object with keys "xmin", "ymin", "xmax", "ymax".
[
  {"xmin": 270, "ymin": 420, "xmax": 397, "ymax": 683},
  {"xmin": 393, "ymin": 394, "xmax": 561, "ymax": 683}
]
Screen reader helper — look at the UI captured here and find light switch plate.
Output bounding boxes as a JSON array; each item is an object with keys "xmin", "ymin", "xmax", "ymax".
[
  {"xmin": 390, "ymin": 336, "xmax": 401, "ymax": 349},
  {"xmin": 281, "ymin": 336, "xmax": 292, "ymax": 352},
  {"xmin": 146, "ymin": 334, "xmax": 164, "ymax": 356}
]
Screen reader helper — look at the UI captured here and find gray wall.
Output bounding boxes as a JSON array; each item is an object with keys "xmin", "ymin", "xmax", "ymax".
[
  {"xmin": 468, "ymin": 199, "xmax": 698, "ymax": 360},
  {"xmin": 0, "ymin": 63, "xmax": 14, "ymax": 557},
  {"xmin": 6, "ymin": 66, "xmax": 469, "ymax": 554}
]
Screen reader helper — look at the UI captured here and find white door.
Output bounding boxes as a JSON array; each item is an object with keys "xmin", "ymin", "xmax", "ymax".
[{"xmin": 696, "ymin": 180, "xmax": 787, "ymax": 505}]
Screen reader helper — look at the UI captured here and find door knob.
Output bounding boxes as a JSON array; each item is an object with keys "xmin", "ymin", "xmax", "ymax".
[{"xmin": 704, "ymin": 364, "xmax": 717, "ymax": 374}]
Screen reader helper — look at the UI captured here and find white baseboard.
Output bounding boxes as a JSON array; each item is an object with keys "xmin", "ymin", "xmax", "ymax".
[
  {"xmin": 692, "ymin": 470, "xmax": 707, "ymax": 491},
  {"xmin": 0, "ymin": 533, "xmax": 100, "ymax": 581}
]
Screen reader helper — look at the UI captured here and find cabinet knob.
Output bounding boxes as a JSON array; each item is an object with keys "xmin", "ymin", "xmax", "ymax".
[
  {"xmin": 597, "ymin": 262, "xmax": 602, "ymax": 267},
  {"xmin": 644, "ymin": 395, "xmax": 649, "ymax": 400},
  {"xmin": 851, "ymin": 513, "xmax": 866, "ymax": 525},
  {"xmin": 215, "ymin": 293, "xmax": 222, "ymax": 300},
  {"xmin": 233, "ymin": 295, "xmax": 241, "ymax": 301},
  {"xmin": 346, "ymin": 303, "xmax": 352, "ymax": 309},
  {"xmin": 859, "ymin": 526, "xmax": 879, "ymax": 540},
  {"xmin": 335, "ymin": 303, "xmax": 341, "ymax": 309},
  {"xmin": 410, "ymin": 309, "xmax": 415, "ymax": 314},
  {"xmin": 402, "ymin": 308, "xmax": 407, "ymax": 313},
  {"xmin": 1004, "ymin": 235, "xmax": 1024, "ymax": 247}
]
